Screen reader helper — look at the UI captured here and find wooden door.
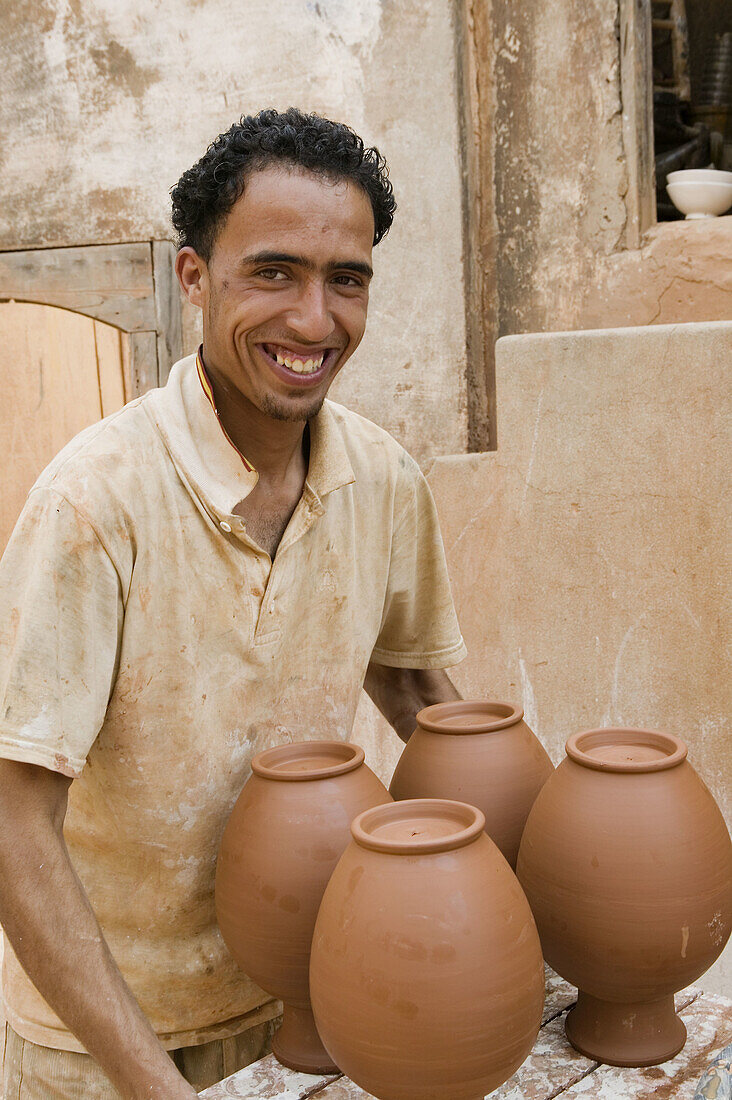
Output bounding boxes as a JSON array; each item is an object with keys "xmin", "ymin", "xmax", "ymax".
[{"xmin": 0, "ymin": 301, "xmax": 129, "ymax": 553}]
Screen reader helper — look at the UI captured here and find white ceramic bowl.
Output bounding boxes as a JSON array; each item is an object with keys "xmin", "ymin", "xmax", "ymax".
[
  {"xmin": 666, "ymin": 168, "xmax": 732, "ymax": 185},
  {"xmin": 666, "ymin": 179, "xmax": 732, "ymax": 219}
]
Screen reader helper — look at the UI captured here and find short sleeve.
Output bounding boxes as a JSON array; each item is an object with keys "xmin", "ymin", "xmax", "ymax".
[
  {"xmin": 370, "ymin": 456, "xmax": 467, "ymax": 669},
  {"xmin": 0, "ymin": 487, "xmax": 123, "ymax": 778}
]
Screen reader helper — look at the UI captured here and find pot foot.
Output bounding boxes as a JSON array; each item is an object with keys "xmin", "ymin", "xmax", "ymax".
[
  {"xmin": 565, "ymin": 991, "xmax": 687, "ymax": 1067},
  {"xmin": 271, "ymin": 1005, "xmax": 339, "ymax": 1074}
]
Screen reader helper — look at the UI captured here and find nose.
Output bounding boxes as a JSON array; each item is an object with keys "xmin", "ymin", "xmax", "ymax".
[{"xmin": 286, "ymin": 279, "xmax": 336, "ymax": 344}]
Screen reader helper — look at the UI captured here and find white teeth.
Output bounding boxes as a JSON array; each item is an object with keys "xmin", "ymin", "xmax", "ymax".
[{"xmin": 271, "ymin": 348, "xmax": 325, "ymax": 373}]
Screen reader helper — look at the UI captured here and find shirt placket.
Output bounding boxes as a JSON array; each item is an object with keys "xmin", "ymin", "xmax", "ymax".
[{"xmin": 252, "ymin": 488, "xmax": 325, "ymax": 645}]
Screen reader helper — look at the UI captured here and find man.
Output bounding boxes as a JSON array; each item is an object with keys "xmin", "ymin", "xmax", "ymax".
[{"xmin": 0, "ymin": 108, "xmax": 465, "ymax": 1098}]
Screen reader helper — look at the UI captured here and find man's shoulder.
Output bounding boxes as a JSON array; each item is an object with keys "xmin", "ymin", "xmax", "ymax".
[
  {"xmin": 33, "ymin": 391, "xmax": 166, "ymax": 516},
  {"xmin": 322, "ymin": 399, "xmax": 420, "ymax": 478}
]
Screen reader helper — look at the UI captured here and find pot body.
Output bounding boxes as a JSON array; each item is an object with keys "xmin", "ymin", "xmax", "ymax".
[
  {"xmin": 517, "ymin": 728, "xmax": 732, "ymax": 1066},
  {"xmin": 389, "ymin": 701, "xmax": 553, "ymax": 867},
  {"xmin": 215, "ymin": 741, "xmax": 391, "ymax": 1073},
  {"xmin": 311, "ymin": 799, "xmax": 544, "ymax": 1100}
]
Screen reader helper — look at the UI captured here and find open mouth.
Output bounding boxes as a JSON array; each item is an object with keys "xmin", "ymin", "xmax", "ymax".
[{"xmin": 259, "ymin": 342, "xmax": 339, "ymax": 381}]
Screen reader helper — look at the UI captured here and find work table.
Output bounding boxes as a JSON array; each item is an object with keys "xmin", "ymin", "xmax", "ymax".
[{"xmin": 200, "ymin": 969, "xmax": 732, "ymax": 1099}]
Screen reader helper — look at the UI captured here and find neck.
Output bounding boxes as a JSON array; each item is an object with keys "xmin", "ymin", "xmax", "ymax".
[{"xmin": 204, "ymin": 361, "xmax": 307, "ymax": 481}]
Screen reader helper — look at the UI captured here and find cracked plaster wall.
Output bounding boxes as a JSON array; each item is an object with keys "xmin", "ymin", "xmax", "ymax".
[
  {"xmin": 0, "ymin": 0, "xmax": 468, "ymax": 462},
  {"xmin": 489, "ymin": 0, "xmax": 629, "ymax": 338},
  {"xmin": 483, "ymin": 0, "xmax": 731, "ymax": 340}
]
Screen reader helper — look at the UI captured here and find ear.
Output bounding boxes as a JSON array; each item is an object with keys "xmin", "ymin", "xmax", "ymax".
[{"xmin": 175, "ymin": 247, "xmax": 207, "ymax": 308}]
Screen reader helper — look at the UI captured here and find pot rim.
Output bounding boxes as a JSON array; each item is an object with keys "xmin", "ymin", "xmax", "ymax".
[
  {"xmin": 351, "ymin": 798, "xmax": 486, "ymax": 854},
  {"xmin": 416, "ymin": 700, "xmax": 524, "ymax": 734},
  {"xmin": 252, "ymin": 740, "xmax": 365, "ymax": 781},
  {"xmin": 566, "ymin": 728, "xmax": 688, "ymax": 773}
]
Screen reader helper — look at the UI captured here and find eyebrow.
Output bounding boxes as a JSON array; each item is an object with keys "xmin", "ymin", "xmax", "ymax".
[{"xmin": 242, "ymin": 250, "xmax": 373, "ymax": 279}]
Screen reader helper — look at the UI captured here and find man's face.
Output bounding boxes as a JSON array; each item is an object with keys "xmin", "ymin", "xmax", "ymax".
[{"xmin": 180, "ymin": 165, "xmax": 375, "ymax": 423}]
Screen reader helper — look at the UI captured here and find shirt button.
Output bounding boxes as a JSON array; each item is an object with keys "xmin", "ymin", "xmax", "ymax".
[{"xmin": 220, "ymin": 521, "xmax": 232, "ymax": 533}]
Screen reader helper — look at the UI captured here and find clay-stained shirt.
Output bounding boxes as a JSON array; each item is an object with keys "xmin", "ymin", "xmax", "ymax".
[{"xmin": 0, "ymin": 353, "xmax": 466, "ymax": 1053}]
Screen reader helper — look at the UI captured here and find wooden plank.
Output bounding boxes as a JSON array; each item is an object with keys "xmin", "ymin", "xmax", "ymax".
[
  {"xmin": 0, "ymin": 301, "xmax": 103, "ymax": 551},
  {"xmin": 125, "ymin": 330, "xmax": 159, "ymax": 398},
  {"xmin": 0, "ymin": 244, "xmax": 156, "ymax": 332},
  {"xmin": 198, "ymin": 1052, "xmax": 337, "ymax": 1099},
  {"xmin": 152, "ymin": 240, "xmax": 182, "ymax": 385},
  {"xmin": 619, "ymin": 0, "xmax": 656, "ymax": 247},
  {"xmin": 453, "ymin": 0, "xmax": 498, "ymax": 451},
  {"xmin": 93, "ymin": 320, "xmax": 129, "ymax": 415},
  {"xmin": 555, "ymin": 992, "xmax": 732, "ymax": 1098}
]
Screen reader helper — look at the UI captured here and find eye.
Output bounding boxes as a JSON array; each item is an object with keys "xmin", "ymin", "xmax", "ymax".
[
  {"xmin": 332, "ymin": 273, "xmax": 363, "ymax": 287},
  {"xmin": 257, "ymin": 268, "xmax": 288, "ymax": 281}
]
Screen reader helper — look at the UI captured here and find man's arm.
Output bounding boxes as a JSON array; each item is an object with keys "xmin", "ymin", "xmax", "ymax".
[
  {"xmin": 0, "ymin": 759, "xmax": 197, "ymax": 1100},
  {"xmin": 363, "ymin": 664, "xmax": 462, "ymax": 743}
]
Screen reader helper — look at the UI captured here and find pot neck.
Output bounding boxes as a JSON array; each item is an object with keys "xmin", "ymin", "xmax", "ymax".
[
  {"xmin": 252, "ymin": 740, "xmax": 365, "ymax": 781},
  {"xmin": 351, "ymin": 799, "xmax": 485, "ymax": 854},
  {"xmin": 565, "ymin": 728, "xmax": 687, "ymax": 773},
  {"xmin": 416, "ymin": 700, "xmax": 523, "ymax": 735}
]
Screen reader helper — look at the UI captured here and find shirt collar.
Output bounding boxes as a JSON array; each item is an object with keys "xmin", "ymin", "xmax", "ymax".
[
  {"xmin": 195, "ymin": 347, "xmax": 257, "ymax": 473},
  {"xmin": 148, "ymin": 352, "xmax": 354, "ymax": 520}
]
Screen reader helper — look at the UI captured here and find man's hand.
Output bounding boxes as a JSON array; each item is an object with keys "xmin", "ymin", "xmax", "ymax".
[
  {"xmin": 363, "ymin": 664, "xmax": 461, "ymax": 743},
  {"xmin": 0, "ymin": 759, "xmax": 198, "ymax": 1099}
]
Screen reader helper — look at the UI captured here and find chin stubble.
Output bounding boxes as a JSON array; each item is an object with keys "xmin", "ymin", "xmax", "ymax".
[{"xmin": 260, "ymin": 392, "xmax": 326, "ymax": 422}]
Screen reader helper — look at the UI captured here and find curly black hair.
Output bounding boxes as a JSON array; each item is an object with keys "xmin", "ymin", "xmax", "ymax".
[{"xmin": 171, "ymin": 107, "xmax": 396, "ymax": 260}]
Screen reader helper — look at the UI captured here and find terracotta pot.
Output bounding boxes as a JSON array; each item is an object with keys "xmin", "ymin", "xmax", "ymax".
[
  {"xmin": 389, "ymin": 701, "xmax": 554, "ymax": 868},
  {"xmin": 310, "ymin": 798, "xmax": 545, "ymax": 1100},
  {"xmin": 215, "ymin": 740, "xmax": 391, "ymax": 1073},
  {"xmin": 517, "ymin": 727, "xmax": 732, "ymax": 1067}
]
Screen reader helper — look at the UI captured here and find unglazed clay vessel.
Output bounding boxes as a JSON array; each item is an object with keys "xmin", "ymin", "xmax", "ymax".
[
  {"xmin": 389, "ymin": 701, "xmax": 554, "ymax": 868},
  {"xmin": 310, "ymin": 798, "xmax": 545, "ymax": 1100},
  {"xmin": 215, "ymin": 740, "xmax": 391, "ymax": 1073},
  {"xmin": 517, "ymin": 728, "xmax": 732, "ymax": 1067}
]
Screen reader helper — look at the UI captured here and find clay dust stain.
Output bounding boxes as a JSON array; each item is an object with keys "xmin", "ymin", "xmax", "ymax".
[
  {"xmin": 393, "ymin": 938, "xmax": 427, "ymax": 962},
  {"xmin": 347, "ymin": 865, "xmax": 364, "ymax": 894},
  {"xmin": 89, "ymin": 41, "xmax": 160, "ymax": 98}
]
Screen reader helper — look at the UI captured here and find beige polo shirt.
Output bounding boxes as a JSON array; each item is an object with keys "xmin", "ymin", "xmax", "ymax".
[{"xmin": 0, "ymin": 352, "xmax": 466, "ymax": 1053}]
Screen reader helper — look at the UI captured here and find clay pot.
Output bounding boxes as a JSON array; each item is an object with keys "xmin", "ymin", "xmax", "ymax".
[
  {"xmin": 310, "ymin": 798, "xmax": 545, "ymax": 1100},
  {"xmin": 517, "ymin": 728, "xmax": 732, "ymax": 1067},
  {"xmin": 215, "ymin": 740, "xmax": 391, "ymax": 1073},
  {"xmin": 389, "ymin": 701, "xmax": 554, "ymax": 868}
]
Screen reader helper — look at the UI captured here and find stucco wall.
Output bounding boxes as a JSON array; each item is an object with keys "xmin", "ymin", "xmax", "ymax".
[
  {"xmin": 478, "ymin": 0, "xmax": 732, "ymax": 343},
  {"xmin": 358, "ymin": 319, "xmax": 732, "ymax": 997},
  {"xmin": 0, "ymin": 0, "xmax": 468, "ymax": 463},
  {"xmin": 489, "ymin": 0, "xmax": 629, "ymax": 337}
]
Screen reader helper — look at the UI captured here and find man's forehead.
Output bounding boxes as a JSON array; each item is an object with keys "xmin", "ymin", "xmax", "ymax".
[{"xmin": 224, "ymin": 165, "xmax": 375, "ymax": 247}]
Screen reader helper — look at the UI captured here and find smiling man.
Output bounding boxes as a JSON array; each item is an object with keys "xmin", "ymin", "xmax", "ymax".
[{"xmin": 0, "ymin": 109, "xmax": 465, "ymax": 1098}]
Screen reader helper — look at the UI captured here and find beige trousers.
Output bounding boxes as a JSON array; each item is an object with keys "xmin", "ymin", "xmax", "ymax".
[{"xmin": 2, "ymin": 1017, "xmax": 281, "ymax": 1098}]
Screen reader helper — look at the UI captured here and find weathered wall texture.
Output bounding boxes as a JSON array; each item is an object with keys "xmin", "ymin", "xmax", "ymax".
[
  {"xmin": 490, "ymin": 0, "xmax": 629, "ymax": 337},
  {"xmin": 583, "ymin": 217, "xmax": 732, "ymax": 329},
  {"xmin": 0, "ymin": 0, "xmax": 468, "ymax": 462},
  {"xmin": 358, "ymin": 319, "xmax": 732, "ymax": 996},
  {"xmin": 466, "ymin": 0, "xmax": 732, "ymax": 360}
]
